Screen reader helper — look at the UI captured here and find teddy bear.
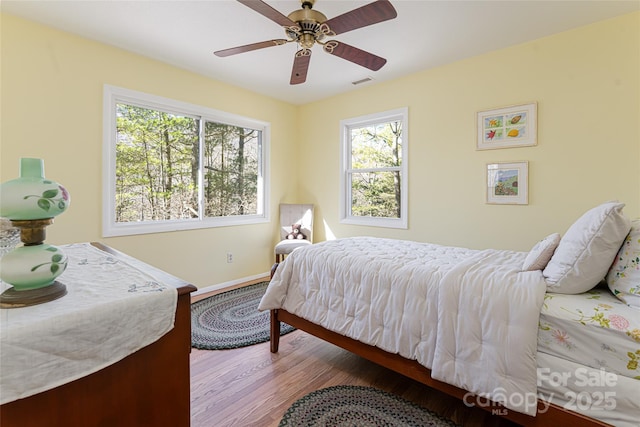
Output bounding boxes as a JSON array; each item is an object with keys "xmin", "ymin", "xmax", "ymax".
[{"xmin": 286, "ymin": 223, "xmax": 306, "ymax": 240}]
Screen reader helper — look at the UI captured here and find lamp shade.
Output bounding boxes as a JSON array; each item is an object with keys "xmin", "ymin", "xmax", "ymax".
[{"xmin": 0, "ymin": 158, "xmax": 70, "ymax": 220}]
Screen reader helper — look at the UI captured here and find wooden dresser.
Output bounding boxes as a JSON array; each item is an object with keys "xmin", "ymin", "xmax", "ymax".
[{"xmin": 0, "ymin": 242, "xmax": 196, "ymax": 427}]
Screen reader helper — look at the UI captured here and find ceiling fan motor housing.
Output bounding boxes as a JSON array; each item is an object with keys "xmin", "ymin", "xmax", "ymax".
[{"xmin": 287, "ymin": 3, "xmax": 329, "ymax": 48}]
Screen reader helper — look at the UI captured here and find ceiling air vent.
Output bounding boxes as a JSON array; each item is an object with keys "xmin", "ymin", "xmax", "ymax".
[{"xmin": 352, "ymin": 77, "xmax": 373, "ymax": 85}]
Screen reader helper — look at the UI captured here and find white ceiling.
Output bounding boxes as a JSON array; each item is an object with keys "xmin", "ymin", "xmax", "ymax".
[{"xmin": 2, "ymin": 0, "xmax": 639, "ymax": 105}]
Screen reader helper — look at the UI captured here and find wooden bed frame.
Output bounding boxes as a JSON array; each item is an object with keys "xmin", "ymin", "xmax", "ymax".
[
  {"xmin": 268, "ymin": 259, "xmax": 612, "ymax": 427},
  {"xmin": 0, "ymin": 243, "xmax": 197, "ymax": 427}
]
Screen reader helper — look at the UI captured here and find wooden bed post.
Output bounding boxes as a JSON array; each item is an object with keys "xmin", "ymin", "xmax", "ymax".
[
  {"xmin": 269, "ymin": 263, "xmax": 281, "ymax": 353},
  {"xmin": 270, "ymin": 309, "xmax": 281, "ymax": 353}
]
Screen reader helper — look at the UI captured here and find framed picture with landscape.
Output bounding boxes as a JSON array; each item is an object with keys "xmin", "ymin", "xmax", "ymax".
[
  {"xmin": 477, "ymin": 102, "xmax": 537, "ymax": 150},
  {"xmin": 486, "ymin": 161, "xmax": 528, "ymax": 205}
]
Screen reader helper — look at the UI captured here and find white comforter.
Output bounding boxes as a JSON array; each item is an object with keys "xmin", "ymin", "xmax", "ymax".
[{"xmin": 259, "ymin": 237, "xmax": 547, "ymax": 415}]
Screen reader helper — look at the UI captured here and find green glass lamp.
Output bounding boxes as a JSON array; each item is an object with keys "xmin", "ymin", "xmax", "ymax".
[{"xmin": 0, "ymin": 158, "xmax": 71, "ymax": 308}]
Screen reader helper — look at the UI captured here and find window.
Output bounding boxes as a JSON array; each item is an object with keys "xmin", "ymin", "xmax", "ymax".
[
  {"xmin": 103, "ymin": 85, "xmax": 269, "ymax": 236},
  {"xmin": 340, "ymin": 108, "xmax": 408, "ymax": 228}
]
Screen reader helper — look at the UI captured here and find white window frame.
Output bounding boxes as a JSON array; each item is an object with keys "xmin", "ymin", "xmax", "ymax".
[
  {"xmin": 102, "ymin": 85, "xmax": 270, "ymax": 237},
  {"xmin": 339, "ymin": 107, "xmax": 408, "ymax": 229}
]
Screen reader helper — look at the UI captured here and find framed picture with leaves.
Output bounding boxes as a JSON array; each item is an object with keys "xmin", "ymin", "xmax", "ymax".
[{"xmin": 477, "ymin": 103, "xmax": 537, "ymax": 150}]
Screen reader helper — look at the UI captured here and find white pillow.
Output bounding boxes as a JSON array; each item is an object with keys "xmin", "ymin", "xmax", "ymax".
[
  {"xmin": 606, "ymin": 219, "xmax": 640, "ymax": 308},
  {"xmin": 522, "ymin": 233, "xmax": 561, "ymax": 271},
  {"xmin": 543, "ymin": 202, "xmax": 631, "ymax": 294}
]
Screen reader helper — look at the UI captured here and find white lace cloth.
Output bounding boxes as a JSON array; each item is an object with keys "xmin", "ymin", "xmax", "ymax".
[{"xmin": 0, "ymin": 243, "xmax": 178, "ymax": 404}]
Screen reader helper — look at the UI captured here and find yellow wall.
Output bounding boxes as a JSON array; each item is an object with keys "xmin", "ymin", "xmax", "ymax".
[
  {"xmin": 299, "ymin": 12, "xmax": 640, "ymax": 251},
  {"xmin": 0, "ymin": 14, "xmax": 300, "ymax": 288},
  {"xmin": 1, "ymin": 12, "xmax": 639, "ymax": 289}
]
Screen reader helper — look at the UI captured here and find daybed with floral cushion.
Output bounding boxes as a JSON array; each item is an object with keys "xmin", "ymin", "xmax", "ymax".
[{"xmin": 260, "ymin": 201, "xmax": 640, "ymax": 427}]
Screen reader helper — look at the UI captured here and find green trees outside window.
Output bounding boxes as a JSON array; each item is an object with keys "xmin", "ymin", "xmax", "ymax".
[
  {"xmin": 349, "ymin": 120, "xmax": 403, "ymax": 219},
  {"xmin": 341, "ymin": 107, "xmax": 407, "ymax": 229},
  {"xmin": 115, "ymin": 103, "xmax": 261, "ymax": 224}
]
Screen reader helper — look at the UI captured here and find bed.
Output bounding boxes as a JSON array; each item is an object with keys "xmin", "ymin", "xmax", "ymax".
[{"xmin": 259, "ymin": 202, "xmax": 640, "ymax": 426}]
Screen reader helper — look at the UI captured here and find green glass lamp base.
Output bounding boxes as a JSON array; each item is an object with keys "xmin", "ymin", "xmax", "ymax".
[{"xmin": 0, "ymin": 281, "xmax": 67, "ymax": 309}]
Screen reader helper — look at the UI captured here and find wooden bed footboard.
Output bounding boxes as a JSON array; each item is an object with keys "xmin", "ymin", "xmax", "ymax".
[{"xmin": 270, "ymin": 308, "xmax": 611, "ymax": 427}]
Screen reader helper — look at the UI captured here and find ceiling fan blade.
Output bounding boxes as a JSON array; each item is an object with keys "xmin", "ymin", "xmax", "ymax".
[
  {"xmin": 323, "ymin": 41, "xmax": 386, "ymax": 71},
  {"xmin": 322, "ymin": 0, "xmax": 397, "ymax": 36},
  {"xmin": 214, "ymin": 39, "xmax": 289, "ymax": 57},
  {"xmin": 237, "ymin": 0, "xmax": 298, "ymax": 28},
  {"xmin": 290, "ymin": 49, "xmax": 311, "ymax": 85}
]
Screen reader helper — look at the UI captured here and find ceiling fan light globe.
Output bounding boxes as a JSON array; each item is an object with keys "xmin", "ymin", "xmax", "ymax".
[{"xmin": 286, "ymin": 28, "xmax": 299, "ymax": 40}]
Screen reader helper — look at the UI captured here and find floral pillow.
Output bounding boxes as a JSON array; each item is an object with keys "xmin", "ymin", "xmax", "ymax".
[{"xmin": 606, "ymin": 219, "xmax": 640, "ymax": 309}]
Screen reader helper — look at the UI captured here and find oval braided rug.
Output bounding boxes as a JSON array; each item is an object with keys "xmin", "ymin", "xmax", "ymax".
[
  {"xmin": 279, "ymin": 385, "xmax": 460, "ymax": 427},
  {"xmin": 191, "ymin": 281, "xmax": 295, "ymax": 350}
]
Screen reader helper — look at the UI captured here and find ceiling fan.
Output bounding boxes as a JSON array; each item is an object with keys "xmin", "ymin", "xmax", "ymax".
[{"xmin": 214, "ymin": 0, "xmax": 397, "ymax": 85}]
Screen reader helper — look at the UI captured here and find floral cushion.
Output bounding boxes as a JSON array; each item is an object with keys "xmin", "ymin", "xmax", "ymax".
[
  {"xmin": 606, "ymin": 219, "xmax": 640, "ymax": 309},
  {"xmin": 522, "ymin": 233, "xmax": 560, "ymax": 271}
]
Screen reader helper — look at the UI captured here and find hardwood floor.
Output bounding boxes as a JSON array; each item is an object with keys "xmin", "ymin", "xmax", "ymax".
[{"xmin": 190, "ymin": 284, "xmax": 519, "ymax": 427}]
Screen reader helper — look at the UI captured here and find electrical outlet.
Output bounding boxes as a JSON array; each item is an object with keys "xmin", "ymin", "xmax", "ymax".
[{"xmin": 226, "ymin": 252, "xmax": 233, "ymax": 263}]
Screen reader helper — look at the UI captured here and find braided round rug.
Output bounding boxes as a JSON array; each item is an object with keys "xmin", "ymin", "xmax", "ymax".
[
  {"xmin": 191, "ymin": 281, "xmax": 295, "ymax": 350},
  {"xmin": 279, "ymin": 385, "xmax": 460, "ymax": 427}
]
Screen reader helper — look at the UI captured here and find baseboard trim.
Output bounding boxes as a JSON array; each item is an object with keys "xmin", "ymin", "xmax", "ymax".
[{"xmin": 191, "ymin": 272, "xmax": 270, "ymax": 297}]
